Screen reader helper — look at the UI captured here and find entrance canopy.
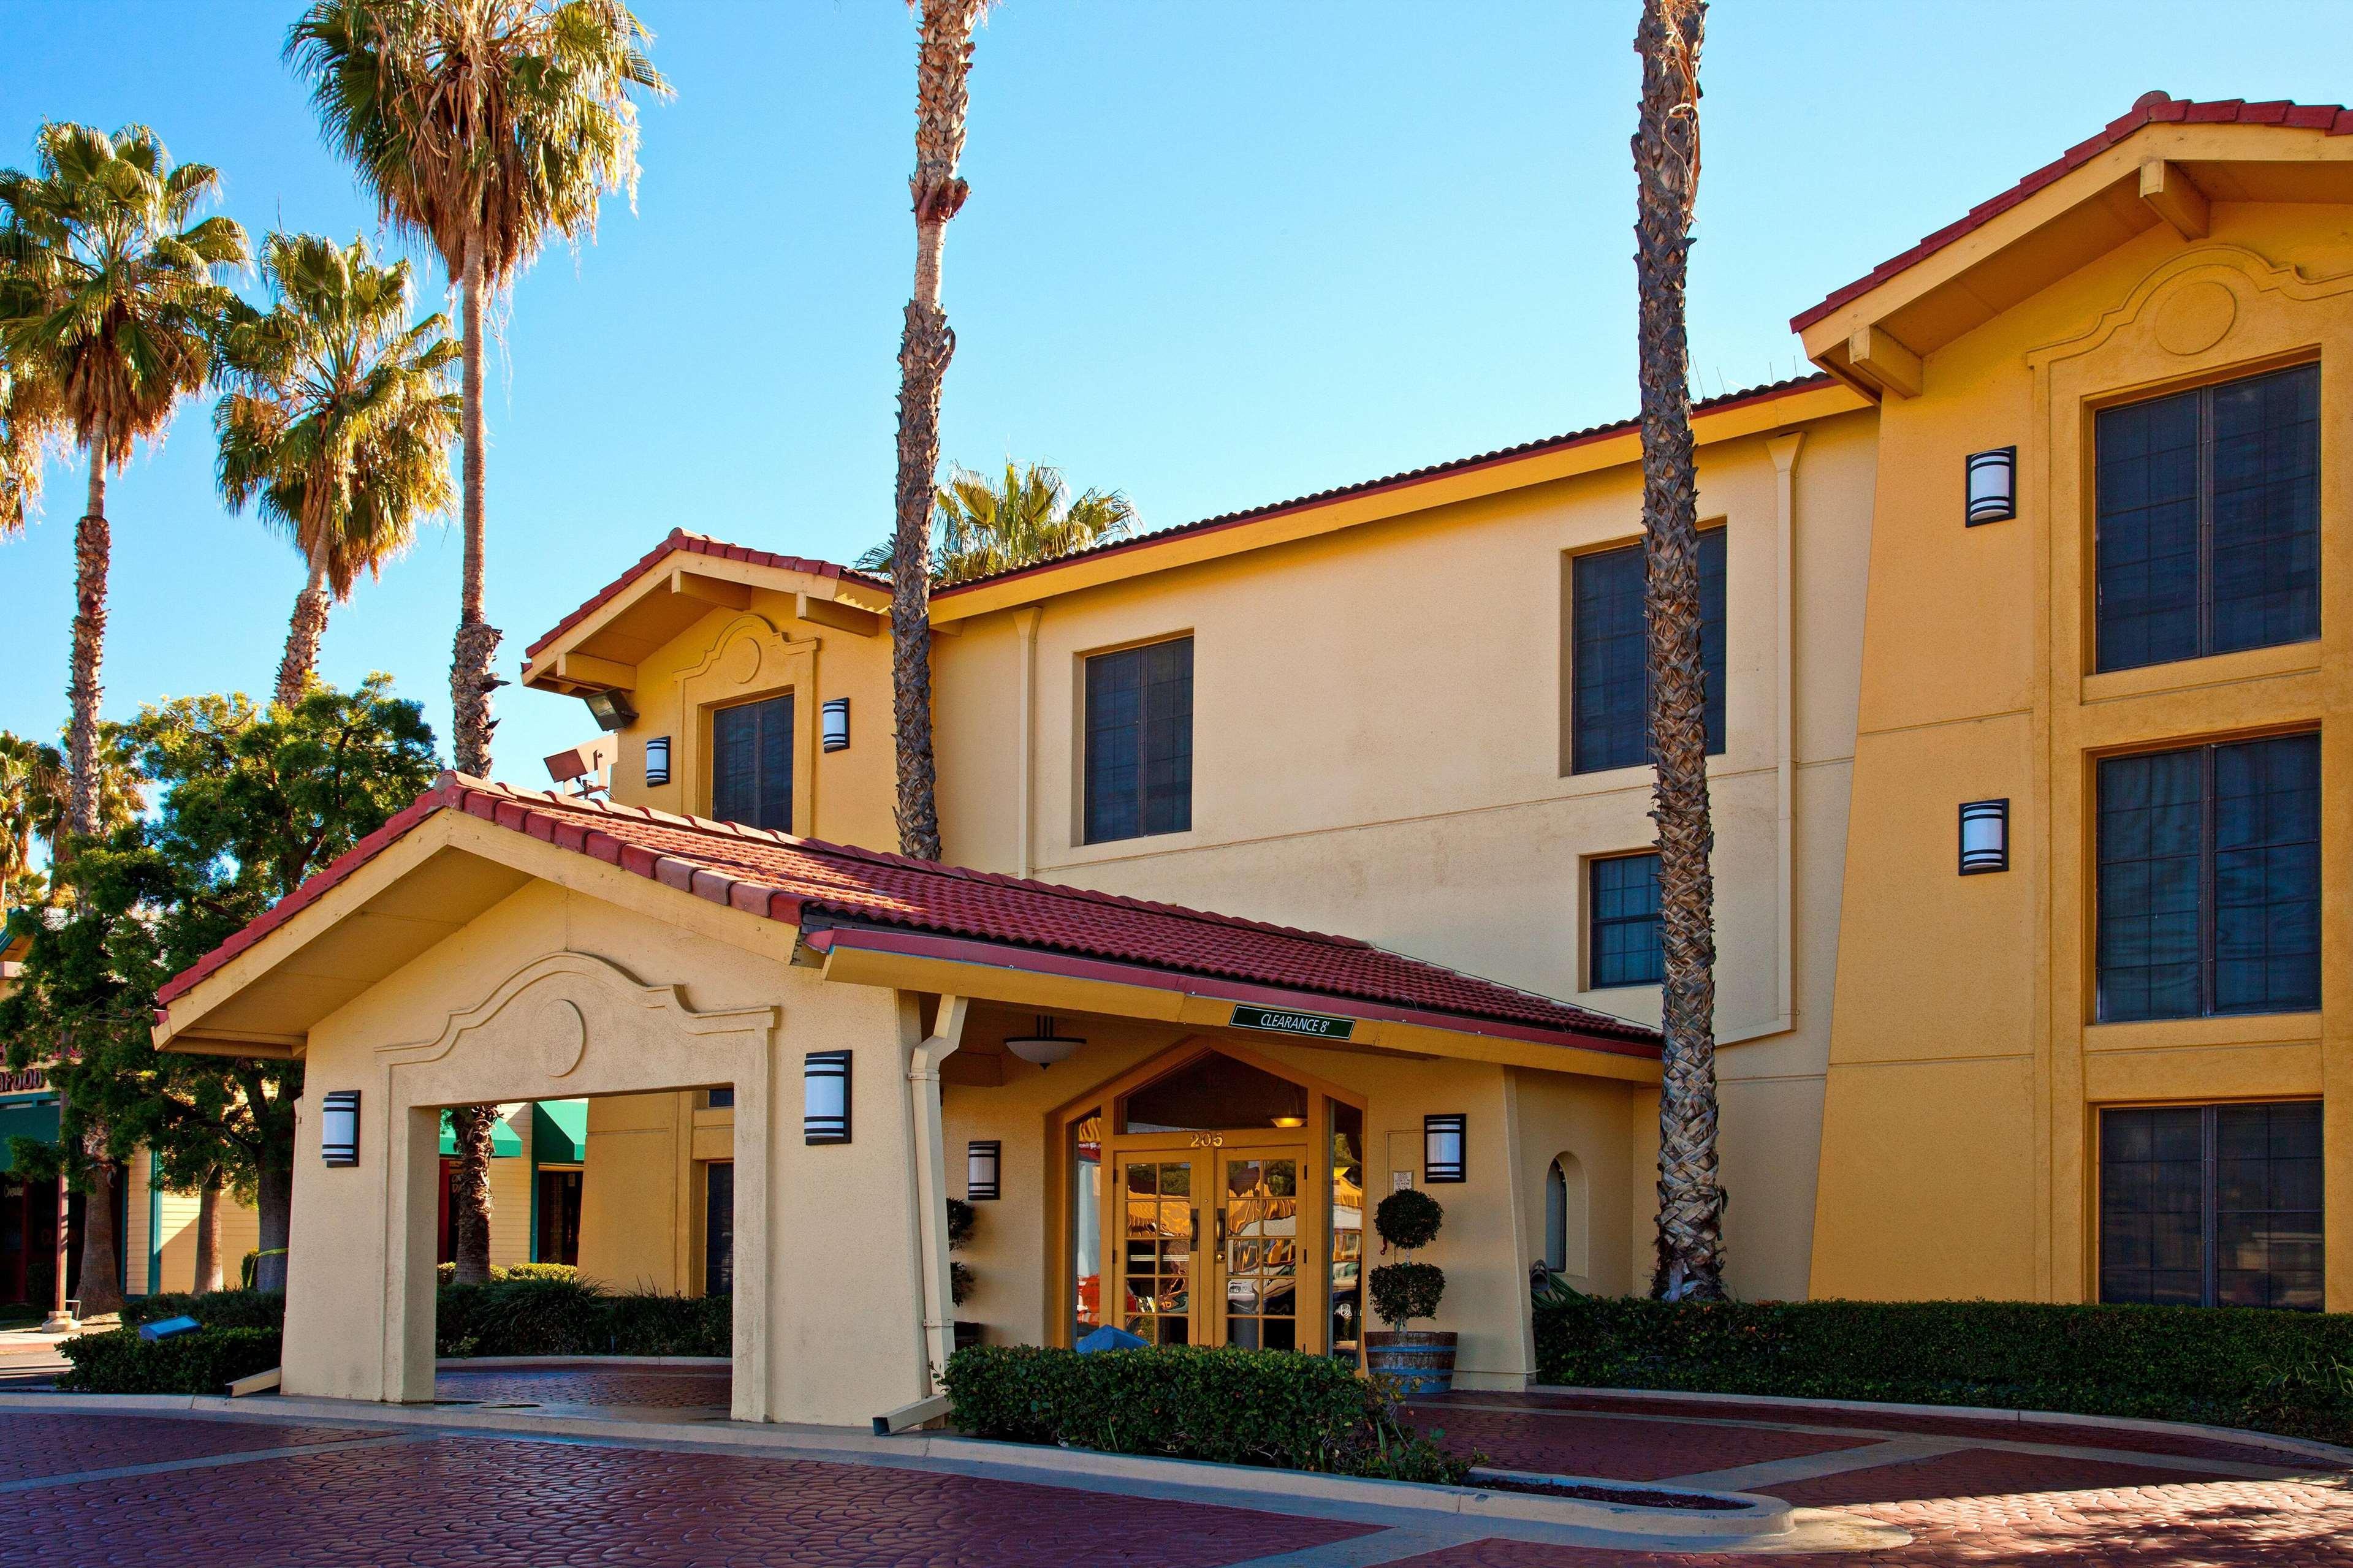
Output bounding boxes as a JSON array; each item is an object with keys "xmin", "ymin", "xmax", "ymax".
[{"xmin": 153, "ymin": 773, "xmax": 1658, "ymax": 1076}]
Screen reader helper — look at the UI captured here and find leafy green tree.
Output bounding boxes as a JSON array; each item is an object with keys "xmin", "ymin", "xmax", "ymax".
[
  {"xmin": 1, "ymin": 679, "xmax": 440, "ymax": 1297},
  {"xmin": 216, "ymin": 233, "xmax": 460, "ymax": 708},
  {"xmin": 858, "ymin": 461, "xmax": 1137, "ymax": 587},
  {"xmin": 289, "ymin": 1, "xmax": 668, "ymax": 1283}
]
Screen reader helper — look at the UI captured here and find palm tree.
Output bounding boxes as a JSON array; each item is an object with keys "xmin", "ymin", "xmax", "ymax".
[
  {"xmin": 1632, "ymin": 0, "xmax": 1725, "ymax": 1301},
  {"xmin": 857, "ymin": 460, "xmax": 1136, "ymax": 586},
  {"xmin": 0, "ymin": 360, "xmax": 63, "ymax": 535},
  {"xmin": 0, "ymin": 733, "xmax": 59, "ymax": 924},
  {"xmin": 888, "ymin": 0, "xmax": 989, "ymax": 863},
  {"xmin": 289, "ymin": 0, "xmax": 667, "ymax": 1286},
  {"xmin": 0, "ymin": 124, "xmax": 248, "ymax": 846},
  {"xmin": 217, "ymin": 233, "xmax": 460, "ymax": 708},
  {"xmin": 287, "ymin": 0, "xmax": 668, "ymax": 781}
]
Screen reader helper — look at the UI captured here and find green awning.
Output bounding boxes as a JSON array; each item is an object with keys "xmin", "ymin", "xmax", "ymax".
[
  {"xmin": 0, "ymin": 1096, "xmax": 60, "ymax": 1175},
  {"xmin": 531, "ymin": 1100, "xmax": 588, "ymax": 1165},
  {"xmin": 439, "ymin": 1108, "xmax": 523, "ymax": 1159}
]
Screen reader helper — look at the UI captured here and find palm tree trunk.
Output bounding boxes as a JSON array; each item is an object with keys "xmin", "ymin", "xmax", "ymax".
[
  {"xmin": 64, "ymin": 430, "xmax": 108, "ymax": 843},
  {"xmin": 448, "ymin": 1105, "xmax": 496, "ymax": 1285},
  {"xmin": 1633, "ymin": 0, "xmax": 1725, "ymax": 1303},
  {"xmin": 276, "ymin": 548, "xmax": 333, "ymax": 709},
  {"xmin": 888, "ymin": 0, "xmax": 984, "ymax": 864},
  {"xmin": 77, "ymin": 1151, "xmax": 123, "ymax": 1316},
  {"xmin": 193, "ymin": 1178, "xmax": 224, "ymax": 1294},
  {"xmin": 449, "ymin": 233, "xmax": 501, "ymax": 780},
  {"xmin": 253, "ymin": 1154, "xmax": 292, "ymax": 1293}
]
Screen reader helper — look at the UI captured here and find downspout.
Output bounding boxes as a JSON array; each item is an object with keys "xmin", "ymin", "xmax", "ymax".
[
  {"xmin": 1763, "ymin": 431, "xmax": 1806, "ymax": 1037},
  {"xmin": 1013, "ymin": 607, "xmax": 1043, "ymax": 878},
  {"xmin": 907, "ymin": 993, "xmax": 971, "ymax": 1399}
]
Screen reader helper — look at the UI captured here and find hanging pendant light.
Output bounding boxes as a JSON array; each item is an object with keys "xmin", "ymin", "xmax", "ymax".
[{"xmin": 1004, "ymin": 1013, "xmax": 1082, "ymax": 1067}]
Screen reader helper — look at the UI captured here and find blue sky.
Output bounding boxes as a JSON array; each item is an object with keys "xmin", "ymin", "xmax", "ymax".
[{"xmin": 3, "ymin": 1, "xmax": 2346, "ymax": 788}]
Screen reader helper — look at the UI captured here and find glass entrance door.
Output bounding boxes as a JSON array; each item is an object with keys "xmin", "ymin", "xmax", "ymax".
[
  {"xmin": 1215, "ymin": 1151, "xmax": 1301, "ymax": 1349},
  {"xmin": 1117, "ymin": 1156, "xmax": 1197, "ymax": 1344}
]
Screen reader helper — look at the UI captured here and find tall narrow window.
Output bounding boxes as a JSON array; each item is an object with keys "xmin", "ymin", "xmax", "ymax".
[
  {"xmin": 1588, "ymin": 852, "xmax": 1664, "ymax": 988},
  {"xmin": 2096, "ymin": 733, "xmax": 2319, "ymax": 1021},
  {"xmin": 1084, "ymin": 637, "xmax": 1193, "ymax": 844},
  {"xmin": 704, "ymin": 1161, "xmax": 735, "ymax": 1297},
  {"xmin": 1569, "ymin": 528, "xmax": 1727, "ymax": 774},
  {"xmin": 711, "ymin": 693, "xmax": 793, "ymax": 831},
  {"xmin": 2100, "ymin": 1100, "xmax": 2321, "ymax": 1311},
  {"xmin": 2095, "ymin": 362, "xmax": 2319, "ymax": 672}
]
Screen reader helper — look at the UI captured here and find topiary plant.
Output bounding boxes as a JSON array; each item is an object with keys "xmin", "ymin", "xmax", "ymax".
[{"xmin": 1369, "ymin": 1188, "xmax": 1447, "ymax": 1334}]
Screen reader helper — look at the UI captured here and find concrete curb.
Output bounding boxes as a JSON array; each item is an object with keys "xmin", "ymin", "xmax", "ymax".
[
  {"xmin": 0, "ymin": 1392, "xmax": 1793, "ymax": 1543},
  {"xmin": 1529, "ymin": 1384, "xmax": 2353, "ymax": 1469},
  {"xmin": 436, "ymin": 1355, "xmax": 731, "ymax": 1369}
]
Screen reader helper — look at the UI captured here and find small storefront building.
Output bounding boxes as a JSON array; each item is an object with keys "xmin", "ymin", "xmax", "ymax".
[{"xmin": 153, "ymin": 775, "xmax": 1659, "ymax": 1423}]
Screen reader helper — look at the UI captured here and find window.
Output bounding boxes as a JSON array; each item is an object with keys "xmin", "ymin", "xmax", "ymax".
[
  {"xmin": 707, "ymin": 1088, "xmax": 735, "ymax": 1110},
  {"xmin": 704, "ymin": 1161, "xmax": 734, "ymax": 1297},
  {"xmin": 2094, "ymin": 362, "xmax": 2319, "ymax": 672},
  {"xmin": 2100, "ymin": 1101, "xmax": 2321, "ymax": 1311},
  {"xmin": 1084, "ymin": 637, "xmax": 1193, "ymax": 844},
  {"xmin": 2096, "ymin": 733, "xmax": 2319, "ymax": 1022},
  {"xmin": 711, "ymin": 693, "xmax": 793, "ymax": 831},
  {"xmin": 1569, "ymin": 528, "xmax": 1727, "ymax": 775},
  {"xmin": 1588, "ymin": 852, "xmax": 1663, "ymax": 988},
  {"xmin": 535, "ymin": 1169, "xmax": 582, "ymax": 1266}
]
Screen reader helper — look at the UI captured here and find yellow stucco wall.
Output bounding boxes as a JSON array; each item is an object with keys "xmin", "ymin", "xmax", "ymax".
[
  {"xmin": 922, "ymin": 411, "xmax": 1877, "ymax": 1303},
  {"xmin": 1812, "ymin": 198, "xmax": 2353, "ymax": 1308}
]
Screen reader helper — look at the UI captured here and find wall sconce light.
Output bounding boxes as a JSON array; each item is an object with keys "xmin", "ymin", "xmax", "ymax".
[
  {"xmin": 582, "ymin": 690, "xmax": 637, "ymax": 732},
  {"xmin": 320, "ymin": 1091, "xmax": 360, "ymax": 1167},
  {"xmin": 1004, "ymin": 1015, "xmax": 1082, "ymax": 1067},
  {"xmin": 1959, "ymin": 798, "xmax": 2010, "ymax": 875},
  {"xmin": 823, "ymin": 697, "xmax": 851, "ymax": 753},
  {"xmin": 804, "ymin": 1050, "xmax": 852, "ymax": 1145},
  {"xmin": 1965, "ymin": 446, "xmax": 2017, "ymax": 526},
  {"xmin": 967, "ymin": 1140, "xmax": 1002, "ymax": 1200},
  {"xmin": 1423, "ymin": 1113, "xmax": 1467, "ymax": 1184},
  {"xmin": 644, "ymin": 735, "xmax": 672, "ymax": 787}
]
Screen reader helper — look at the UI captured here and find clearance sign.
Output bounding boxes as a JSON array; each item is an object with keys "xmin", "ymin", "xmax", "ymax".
[{"xmin": 1228, "ymin": 1004, "xmax": 1355, "ymax": 1042}]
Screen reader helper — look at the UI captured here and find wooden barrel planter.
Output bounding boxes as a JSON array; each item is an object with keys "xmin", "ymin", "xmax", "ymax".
[{"xmin": 1365, "ymin": 1329, "xmax": 1456, "ymax": 1395}]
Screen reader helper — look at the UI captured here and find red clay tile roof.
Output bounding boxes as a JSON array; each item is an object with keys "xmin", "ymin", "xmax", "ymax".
[
  {"xmin": 522, "ymin": 529, "xmax": 888, "ymax": 662},
  {"xmin": 931, "ymin": 373, "xmax": 1837, "ymax": 599},
  {"xmin": 1791, "ymin": 93, "xmax": 2353, "ymax": 334},
  {"xmin": 156, "ymin": 774, "xmax": 1657, "ymax": 1055}
]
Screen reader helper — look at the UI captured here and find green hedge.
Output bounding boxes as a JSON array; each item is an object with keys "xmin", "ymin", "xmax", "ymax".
[
  {"xmin": 121, "ymin": 1290, "xmax": 286, "ymax": 1331},
  {"xmin": 942, "ymin": 1344, "xmax": 1470, "ymax": 1482},
  {"xmin": 113, "ymin": 1280, "xmax": 726, "ymax": 1359},
  {"xmin": 1534, "ymin": 1295, "xmax": 2353, "ymax": 1445},
  {"xmin": 436, "ymin": 1278, "xmax": 729, "ymax": 1358},
  {"xmin": 60, "ymin": 1327, "xmax": 283, "ymax": 1395}
]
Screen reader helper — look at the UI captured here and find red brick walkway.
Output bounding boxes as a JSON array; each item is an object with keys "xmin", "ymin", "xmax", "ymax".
[
  {"xmin": 436, "ymin": 1363, "xmax": 731, "ymax": 1409},
  {"xmin": 7, "ymin": 1384, "xmax": 2350, "ymax": 1565}
]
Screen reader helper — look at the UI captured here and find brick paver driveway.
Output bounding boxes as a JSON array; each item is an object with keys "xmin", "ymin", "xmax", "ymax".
[{"xmin": 3, "ymin": 1376, "xmax": 2349, "ymax": 1566}]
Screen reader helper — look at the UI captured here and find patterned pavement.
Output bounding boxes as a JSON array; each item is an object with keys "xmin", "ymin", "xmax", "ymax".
[{"xmin": 4, "ymin": 1376, "xmax": 2349, "ymax": 1565}]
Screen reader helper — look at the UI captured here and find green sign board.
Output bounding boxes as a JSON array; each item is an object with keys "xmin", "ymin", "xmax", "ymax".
[{"xmin": 1230, "ymin": 1004, "xmax": 1355, "ymax": 1041}]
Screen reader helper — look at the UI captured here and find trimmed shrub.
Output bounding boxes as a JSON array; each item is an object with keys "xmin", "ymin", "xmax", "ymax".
[
  {"xmin": 121, "ymin": 1290, "xmax": 286, "ymax": 1331},
  {"xmin": 502, "ymin": 1262, "xmax": 580, "ymax": 1282},
  {"xmin": 434, "ymin": 1276, "xmax": 729, "ymax": 1358},
  {"xmin": 1534, "ymin": 1295, "xmax": 2353, "ymax": 1446},
  {"xmin": 60, "ymin": 1327, "xmax": 282, "ymax": 1395},
  {"xmin": 942, "ymin": 1343, "xmax": 1472, "ymax": 1481},
  {"xmin": 1370, "ymin": 1263, "xmax": 1445, "ymax": 1331}
]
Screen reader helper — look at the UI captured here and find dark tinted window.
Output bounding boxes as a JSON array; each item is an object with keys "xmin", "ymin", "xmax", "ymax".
[
  {"xmin": 1084, "ymin": 637, "xmax": 1193, "ymax": 843},
  {"xmin": 2100, "ymin": 1101, "xmax": 2322, "ymax": 1311},
  {"xmin": 1570, "ymin": 529, "xmax": 1727, "ymax": 774},
  {"xmin": 1588, "ymin": 852, "xmax": 1663, "ymax": 988},
  {"xmin": 2096, "ymin": 363, "xmax": 2319, "ymax": 672},
  {"xmin": 711, "ymin": 694, "xmax": 793, "ymax": 831},
  {"xmin": 705, "ymin": 1161, "xmax": 734, "ymax": 1297},
  {"xmin": 2096, "ymin": 733, "xmax": 2319, "ymax": 1022}
]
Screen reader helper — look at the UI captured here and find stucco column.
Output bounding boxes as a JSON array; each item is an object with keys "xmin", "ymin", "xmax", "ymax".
[
  {"xmin": 731, "ymin": 1045, "xmax": 773, "ymax": 1423},
  {"xmin": 905, "ymin": 993, "xmax": 970, "ymax": 1387},
  {"xmin": 382, "ymin": 1103, "xmax": 440, "ymax": 1403},
  {"xmin": 39, "ymin": 1173, "xmax": 72, "ymax": 1331}
]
